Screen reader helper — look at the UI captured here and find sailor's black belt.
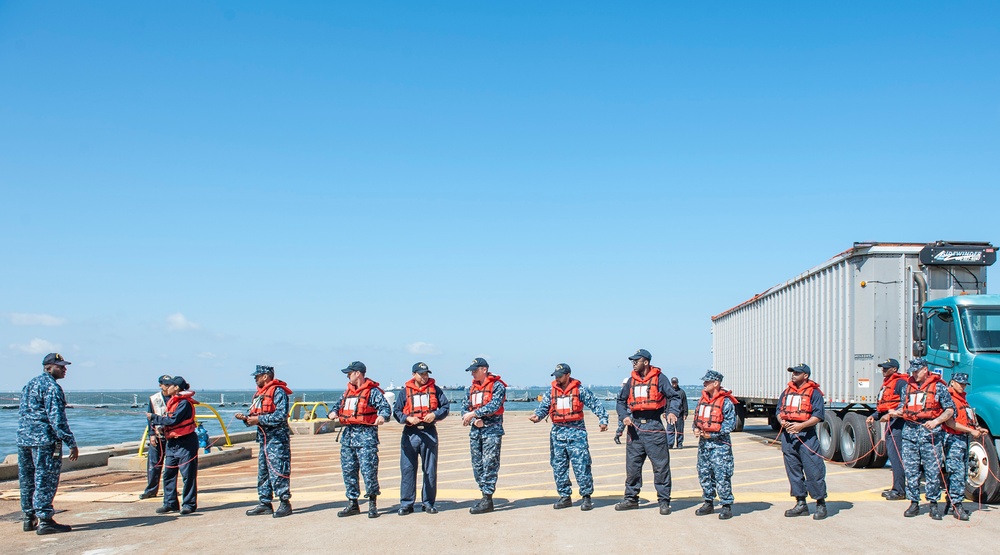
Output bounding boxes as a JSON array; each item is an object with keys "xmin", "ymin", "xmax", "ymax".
[{"xmin": 634, "ymin": 418, "xmax": 659, "ymax": 425}]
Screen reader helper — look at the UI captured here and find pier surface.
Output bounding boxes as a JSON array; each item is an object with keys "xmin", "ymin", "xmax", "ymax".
[{"xmin": 1, "ymin": 413, "xmax": 996, "ymax": 554}]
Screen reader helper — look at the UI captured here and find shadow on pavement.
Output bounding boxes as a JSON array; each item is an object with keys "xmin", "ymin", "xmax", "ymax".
[
  {"xmin": 731, "ymin": 501, "xmax": 772, "ymax": 517},
  {"xmin": 73, "ymin": 515, "xmax": 177, "ymax": 531},
  {"xmin": 824, "ymin": 500, "xmax": 854, "ymax": 518}
]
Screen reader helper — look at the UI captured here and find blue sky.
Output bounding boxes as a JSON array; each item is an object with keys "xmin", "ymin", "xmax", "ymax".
[{"xmin": 1, "ymin": 2, "xmax": 997, "ymax": 391}]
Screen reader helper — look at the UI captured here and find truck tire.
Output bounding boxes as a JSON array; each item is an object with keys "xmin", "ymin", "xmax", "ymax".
[
  {"xmin": 867, "ymin": 419, "xmax": 888, "ymax": 469},
  {"xmin": 967, "ymin": 432, "xmax": 1000, "ymax": 504},
  {"xmin": 840, "ymin": 413, "xmax": 873, "ymax": 468},
  {"xmin": 733, "ymin": 403, "xmax": 746, "ymax": 433},
  {"xmin": 817, "ymin": 413, "xmax": 843, "ymax": 462},
  {"xmin": 768, "ymin": 410, "xmax": 782, "ymax": 432}
]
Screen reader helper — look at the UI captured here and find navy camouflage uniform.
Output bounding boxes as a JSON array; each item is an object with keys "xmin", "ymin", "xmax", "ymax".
[
  {"xmin": 777, "ymin": 381, "xmax": 827, "ymax": 501},
  {"xmin": 392, "ymin": 377, "xmax": 450, "ymax": 510},
  {"xmin": 616, "ymin": 367, "xmax": 682, "ymax": 504},
  {"xmin": 338, "ymin": 388, "xmax": 392, "ymax": 500},
  {"xmin": 464, "ymin": 379, "xmax": 507, "ymax": 495},
  {"xmin": 667, "ymin": 382, "xmax": 688, "ymax": 449},
  {"xmin": 898, "ymin": 379, "xmax": 956, "ymax": 503},
  {"xmin": 696, "ymin": 395, "xmax": 737, "ymax": 505},
  {"xmin": 17, "ymin": 371, "xmax": 77, "ymax": 521},
  {"xmin": 533, "ymin": 380, "xmax": 609, "ymax": 498},
  {"xmin": 943, "ymin": 430, "xmax": 969, "ymax": 504},
  {"xmin": 248, "ymin": 385, "xmax": 292, "ymax": 505}
]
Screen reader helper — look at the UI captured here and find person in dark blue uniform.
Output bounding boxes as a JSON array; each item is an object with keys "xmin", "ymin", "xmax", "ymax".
[
  {"xmin": 393, "ymin": 362, "xmax": 450, "ymax": 515},
  {"xmin": 866, "ymin": 358, "xmax": 908, "ymax": 501},
  {"xmin": 140, "ymin": 374, "xmax": 172, "ymax": 500},
  {"xmin": 146, "ymin": 376, "xmax": 199, "ymax": 515},
  {"xmin": 17, "ymin": 352, "xmax": 79, "ymax": 535},
  {"xmin": 776, "ymin": 363, "xmax": 828, "ymax": 520},
  {"xmin": 667, "ymin": 377, "xmax": 688, "ymax": 449},
  {"xmin": 237, "ymin": 364, "xmax": 294, "ymax": 518},
  {"xmin": 615, "ymin": 348, "xmax": 681, "ymax": 515}
]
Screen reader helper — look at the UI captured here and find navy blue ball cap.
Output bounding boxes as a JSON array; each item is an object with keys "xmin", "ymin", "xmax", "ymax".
[
  {"xmin": 158, "ymin": 374, "xmax": 173, "ymax": 385},
  {"xmin": 787, "ymin": 363, "xmax": 811, "ymax": 375},
  {"xmin": 701, "ymin": 370, "xmax": 724, "ymax": 382},
  {"xmin": 252, "ymin": 365, "xmax": 274, "ymax": 377},
  {"xmin": 342, "ymin": 361, "xmax": 367, "ymax": 374},
  {"xmin": 628, "ymin": 348, "xmax": 652, "ymax": 361},
  {"xmin": 412, "ymin": 362, "xmax": 431, "ymax": 374},
  {"xmin": 43, "ymin": 352, "xmax": 70, "ymax": 366},
  {"xmin": 551, "ymin": 363, "xmax": 571, "ymax": 377},
  {"xmin": 166, "ymin": 375, "xmax": 190, "ymax": 390},
  {"xmin": 877, "ymin": 358, "xmax": 899, "ymax": 370},
  {"xmin": 465, "ymin": 357, "xmax": 489, "ymax": 372},
  {"xmin": 952, "ymin": 372, "xmax": 970, "ymax": 385}
]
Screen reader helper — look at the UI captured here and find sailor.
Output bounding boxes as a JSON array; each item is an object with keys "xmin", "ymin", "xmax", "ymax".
[
  {"xmin": 941, "ymin": 372, "xmax": 984, "ymax": 520},
  {"xmin": 17, "ymin": 352, "xmax": 79, "ymax": 535},
  {"xmin": 667, "ymin": 377, "xmax": 688, "ymax": 449},
  {"xmin": 888, "ymin": 358, "xmax": 955, "ymax": 520},
  {"xmin": 529, "ymin": 363, "xmax": 608, "ymax": 511},
  {"xmin": 613, "ymin": 376, "xmax": 628, "ymax": 445},
  {"xmin": 236, "ymin": 364, "xmax": 294, "ymax": 518},
  {"xmin": 392, "ymin": 362, "xmax": 450, "ymax": 515},
  {"xmin": 692, "ymin": 370, "xmax": 737, "ymax": 520},
  {"xmin": 614, "ymin": 348, "xmax": 681, "ymax": 515},
  {"xmin": 866, "ymin": 358, "xmax": 907, "ymax": 501},
  {"xmin": 776, "ymin": 363, "xmax": 828, "ymax": 520},
  {"xmin": 461, "ymin": 357, "xmax": 507, "ymax": 514},
  {"xmin": 139, "ymin": 374, "xmax": 172, "ymax": 500},
  {"xmin": 333, "ymin": 361, "xmax": 391, "ymax": 518},
  {"xmin": 146, "ymin": 376, "xmax": 199, "ymax": 515}
]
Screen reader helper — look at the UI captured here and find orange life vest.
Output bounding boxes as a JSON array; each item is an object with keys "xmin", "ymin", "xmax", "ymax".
[
  {"xmin": 944, "ymin": 385, "xmax": 975, "ymax": 435},
  {"xmin": 901, "ymin": 375, "xmax": 946, "ymax": 422},
  {"xmin": 876, "ymin": 372, "xmax": 906, "ymax": 413},
  {"xmin": 694, "ymin": 388, "xmax": 738, "ymax": 433},
  {"xmin": 249, "ymin": 379, "xmax": 293, "ymax": 416},
  {"xmin": 626, "ymin": 367, "xmax": 667, "ymax": 412},
  {"xmin": 779, "ymin": 380, "xmax": 822, "ymax": 423},
  {"xmin": 402, "ymin": 378, "xmax": 440, "ymax": 419},
  {"xmin": 164, "ymin": 391, "xmax": 199, "ymax": 439},
  {"xmin": 549, "ymin": 378, "xmax": 585, "ymax": 423},
  {"xmin": 468, "ymin": 374, "xmax": 507, "ymax": 416},
  {"xmin": 338, "ymin": 378, "xmax": 383, "ymax": 425}
]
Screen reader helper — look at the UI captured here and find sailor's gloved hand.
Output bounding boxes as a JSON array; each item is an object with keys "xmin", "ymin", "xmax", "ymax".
[{"xmin": 613, "ymin": 433, "xmax": 622, "ymax": 445}]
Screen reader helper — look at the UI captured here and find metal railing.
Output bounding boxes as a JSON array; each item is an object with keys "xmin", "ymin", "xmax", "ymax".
[{"xmin": 289, "ymin": 401, "xmax": 331, "ymax": 422}]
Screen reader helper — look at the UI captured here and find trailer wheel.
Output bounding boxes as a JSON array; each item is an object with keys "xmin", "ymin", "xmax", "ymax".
[
  {"xmin": 868, "ymin": 419, "xmax": 888, "ymax": 468},
  {"xmin": 768, "ymin": 410, "xmax": 782, "ymax": 432},
  {"xmin": 817, "ymin": 413, "xmax": 843, "ymax": 462},
  {"xmin": 967, "ymin": 432, "xmax": 1000, "ymax": 504},
  {"xmin": 840, "ymin": 413, "xmax": 873, "ymax": 468},
  {"xmin": 733, "ymin": 403, "xmax": 746, "ymax": 433}
]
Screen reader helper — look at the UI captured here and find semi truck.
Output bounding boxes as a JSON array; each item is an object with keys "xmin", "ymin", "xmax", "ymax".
[{"xmin": 711, "ymin": 241, "xmax": 1000, "ymax": 503}]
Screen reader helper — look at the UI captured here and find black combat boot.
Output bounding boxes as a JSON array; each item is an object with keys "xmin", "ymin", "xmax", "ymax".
[
  {"xmin": 719, "ymin": 504, "xmax": 733, "ymax": 520},
  {"xmin": 470, "ymin": 494, "xmax": 494, "ymax": 514},
  {"xmin": 367, "ymin": 495, "xmax": 379, "ymax": 518},
  {"xmin": 784, "ymin": 498, "xmax": 809, "ymax": 517},
  {"xmin": 929, "ymin": 502, "xmax": 942, "ymax": 520},
  {"xmin": 658, "ymin": 501, "xmax": 671, "ymax": 515},
  {"xmin": 22, "ymin": 515, "xmax": 38, "ymax": 532},
  {"xmin": 246, "ymin": 503, "xmax": 274, "ymax": 516},
  {"xmin": 553, "ymin": 496, "xmax": 572, "ymax": 509},
  {"xmin": 813, "ymin": 499, "xmax": 827, "ymax": 520},
  {"xmin": 580, "ymin": 495, "xmax": 593, "ymax": 511},
  {"xmin": 953, "ymin": 502, "xmax": 970, "ymax": 521},
  {"xmin": 273, "ymin": 501, "xmax": 292, "ymax": 518},
  {"xmin": 337, "ymin": 500, "xmax": 360, "ymax": 517},
  {"xmin": 614, "ymin": 498, "xmax": 639, "ymax": 511},
  {"xmin": 36, "ymin": 518, "xmax": 71, "ymax": 535},
  {"xmin": 695, "ymin": 501, "xmax": 714, "ymax": 516},
  {"xmin": 904, "ymin": 501, "xmax": 919, "ymax": 517}
]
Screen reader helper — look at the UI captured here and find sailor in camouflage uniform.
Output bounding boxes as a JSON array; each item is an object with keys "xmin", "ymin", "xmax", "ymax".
[
  {"xmin": 334, "ymin": 361, "xmax": 391, "ymax": 518},
  {"xmin": 692, "ymin": 370, "xmax": 737, "ymax": 520},
  {"xmin": 941, "ymin": 372, "xmax": 985, "ymax": 521},
  {"xmin": 237, "ymin": 365, "xmax": 294, "ymax": 518},
  {"xmin": 888, "ymin": 358, "xmax": 955, "ymax": 520},
  {"xmin": 529, "ymin": 363, "xmax": 608, "ymax": 511},
  {"xmin": 17, "ymin": 353, "xmax": 79, "ymax": 535},
  {"xmin": 462, "ymin": 357, "xmax": 507, "ymax": 514}
]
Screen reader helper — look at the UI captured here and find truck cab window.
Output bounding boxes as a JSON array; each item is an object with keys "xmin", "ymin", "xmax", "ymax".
[
  {"xmin": 929, "ymin": 312, "xmax": 958, "ymax": 352},
  {"xmin": 961, "ymin": 308, "xmax": 1000, "ymax": 352}
]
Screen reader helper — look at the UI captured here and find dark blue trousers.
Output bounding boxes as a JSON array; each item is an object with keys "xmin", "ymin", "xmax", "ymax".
[
  {"xmin": 143, "ymin": 438, "xmax": 164, "ymax": 496},
  {"xmin": 624, "ymin": 420, "xmax": 672, "ymax": 502},
  {"xmin": 162, "ymin": 433, "xmax": 198, "ymax": 510},
  {"xmin": 400, "ymin": 426, "xmax": 439, "ymax": 508},
  {"xmin": 781, "ymin": 429, "xmax": 827, "ymax": 500},
  {"xmin": 885, "ymin": 418, "xmax": 905, "ymax": 495}
]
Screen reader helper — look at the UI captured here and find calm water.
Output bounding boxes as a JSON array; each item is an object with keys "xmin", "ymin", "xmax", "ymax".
[{"xmin": 1, "ymin": 386, "xmax": 701, "ymax": 459}]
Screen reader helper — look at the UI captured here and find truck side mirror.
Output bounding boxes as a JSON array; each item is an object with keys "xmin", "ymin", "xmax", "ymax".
[
  {"xmin": 912, "ymin": 341, "xmax": 927, "ymax": 357},
  {"xmin": 913, "ymin": 313, "xmax": 926, "ymax": 341}
]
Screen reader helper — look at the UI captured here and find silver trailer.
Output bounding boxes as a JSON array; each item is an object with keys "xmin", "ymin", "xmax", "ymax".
[{"xmin": 711, "ymin": 241, "xmax": 993, "ymax": 467}]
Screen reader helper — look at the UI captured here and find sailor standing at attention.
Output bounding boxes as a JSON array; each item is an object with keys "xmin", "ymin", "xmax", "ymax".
[
  {"xmin": 146, "ymin": 376, "xmax": 200, "ymax": 515},
  {"xmin": 237, "ymin": 364, "xmax": 294, "ymax": 518},
  {"xmin": 333, "ymin": 361, "xmax": 391, "ymax": 518},
  {"xmin": 776, "ymin": 363, "xmax": 828, "ymax": 520},
  {"xmin": 392, "ymin": 362, "xmax": 450, "ymax": 515},
  {"xmin": 17, "ymin": 353, "xmax": 79, "ymax": 535},
  {"xmin": 692, "ymin": 370, "xmax": 737, "ymax": 520},
  {"xmin": 462, "ymin": 357, "xmax": 507, "ymax": 514},
  {"xmin": 529, "ymin": 363, "xmax": 608, "ymax": 511},
  {"xmin": 140, "ymin": 374, "xmax": 172, "ymax": 500}
]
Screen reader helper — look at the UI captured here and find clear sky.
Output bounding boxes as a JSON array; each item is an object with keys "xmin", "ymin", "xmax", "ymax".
[{"xmin": 1, "ymin": 2, "xmax": 997, "ymax": 391}]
